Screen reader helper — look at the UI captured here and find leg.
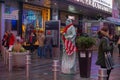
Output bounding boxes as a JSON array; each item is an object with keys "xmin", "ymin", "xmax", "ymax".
[
  {"xmin": 45, "ymin": 45, "xmax": 49, "ymax": 58},
  {"xmin": 37, "ymin": 47, "xmax": 40, "ymax": 56},
  {"xmin": 49, "ymin": 45, "xmax": 52, "ymax": 58},
  {"xmin": 101, "ymin": 66, "xmax": 111, "ymax": 80},
  {"xmin": 119, "ymin": 47, "xmax": 120, "ymax": 57},
  {"xmin": 30, "ymin": 44, "xmax": 33, "ymax": 54},
  {"xmin": 107, "ymin": 69, "xmax": 111, "ymax": 80},
  {"xmin": 110, "ymin": 49, "xmax": 113, "ymax": 56},
  {"xmin": 39, "ymin": 47, "xmax": 42, "ymax": 58},
  {"xmin": 42, "ymin": 46, "xmax": 46, "ymax": 58},
  {"xmin": 44, "ymin": 45, "xmax": 47, "ymax": 58},
  {"xmin": 118, "ymin": 44, "xmax": 120, "ymax": 56}
]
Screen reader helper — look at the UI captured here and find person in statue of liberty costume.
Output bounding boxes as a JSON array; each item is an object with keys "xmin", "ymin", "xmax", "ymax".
[{"xmin": 61, "ymin": 18, "xmax": 76, "ymax": 74}]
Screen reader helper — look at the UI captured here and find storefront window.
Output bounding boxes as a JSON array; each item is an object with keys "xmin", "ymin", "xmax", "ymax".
[
  {"xmin": 4, "ymin": 5, "xmax": 19, "ymax": 31},
  {"xmin": 22, "ymin": 4, "xmax": 50, "ymax": 44},
  {"xmin": 22, "ymin": 9, "xmax": 42, "ymax": 28},
  {"xmin": 22, "ymin": 9, "xmax": 42, "ymax": 42}
]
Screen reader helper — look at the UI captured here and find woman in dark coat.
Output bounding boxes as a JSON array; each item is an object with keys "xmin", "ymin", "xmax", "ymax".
[
  {"xmin": 117, "ymin": 36, "xmax": 120, "ymax": 57},
  {"xmin": 96, "ymin": 27, "xmax": 113, "ymax": 80}
]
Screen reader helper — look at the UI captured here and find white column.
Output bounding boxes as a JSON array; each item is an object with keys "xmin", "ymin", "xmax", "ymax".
[
  {"xmin": 0, "ymin": 3, "xmax": 5, "ymax": 49},
  {"xmin": 1, "ymin": 3, "xmax": 5, "ymax": 40}
]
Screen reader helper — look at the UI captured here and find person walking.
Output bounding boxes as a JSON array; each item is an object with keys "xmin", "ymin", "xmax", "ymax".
[
  {"xmin": 117, "ymin": 36, "xmax": 120, "ymax": 57},
  {"xmin": 96, "ymin": 26, "xmax": 114, "ymax": 80},
  {"xmin": 37, "ymin": 30, "xmax": 45, "ymax": 58},
  {"xmin": 29, "ymin": 32, "xmax": 36, "ymax": 53},
  {"xmin": 44, "ymin": 37, "xmax": 53, "ymax": 58}
]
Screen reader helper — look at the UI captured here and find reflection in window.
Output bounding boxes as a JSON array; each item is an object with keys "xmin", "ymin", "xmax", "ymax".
[{"xmin": 22, "ymin": 9, "xmax": 42, "ymax": 42}]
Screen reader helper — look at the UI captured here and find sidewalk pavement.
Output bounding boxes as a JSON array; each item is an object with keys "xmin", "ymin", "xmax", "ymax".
[{"xmin": 0, "ymin": 46, "xmax": 120, "ymax": 80}]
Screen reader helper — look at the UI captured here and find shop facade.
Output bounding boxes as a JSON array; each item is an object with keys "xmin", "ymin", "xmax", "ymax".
[
  {"xmin": 0, "ymin": 0, "xmax": 114, "ymax": 46},
  {"xmin": 2, "ymin": 1, "xmax": 50, "ymax": 38},
  {"xmin": 83, "ymin": 20, "xmax": 116, "ymax": 37},
  {"xmin": 0, "ymin": 0, "xmax": 51, "ymax": 52},
  {"xmin": 2, "ymin": 0, "xmax": 113, "ymax": 36},
  {"xmin": 53, "ymin": 0, "xmax": 113, "ymax": 35}
]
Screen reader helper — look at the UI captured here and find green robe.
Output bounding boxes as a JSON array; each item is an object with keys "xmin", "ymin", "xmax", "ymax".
[{"xmin": 61, "ymin": 25, "xmax": 76, "ymax": 74}]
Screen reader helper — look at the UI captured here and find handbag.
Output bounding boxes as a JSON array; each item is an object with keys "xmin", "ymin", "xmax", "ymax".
[
  {"xmin": 117, "ymin": 38, "xmax": 120, "ymax": 44},
  {"xmin": 104, "ymin": 52, "xmax": 114, "ymax": 70}
]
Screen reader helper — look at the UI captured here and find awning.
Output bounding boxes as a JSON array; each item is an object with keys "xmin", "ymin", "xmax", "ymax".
[{"xmin": 106, "ymin": 17, "xmax": 120, "ymax": 25}]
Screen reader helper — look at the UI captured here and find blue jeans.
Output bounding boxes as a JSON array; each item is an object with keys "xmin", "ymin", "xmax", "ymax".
[
  {"xmin": 30, "ymin": 44, "xmax": 34, "ymax": 53},
  {"xmin": 45, "ymin": 45, "xmax": 52, "ymax": 58},
  {"xmin": 37, "ymin": 46, "xmax": 45, "ymax": 57}
]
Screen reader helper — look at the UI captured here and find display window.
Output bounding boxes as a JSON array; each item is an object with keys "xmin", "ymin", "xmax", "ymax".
[
  {"xmin": 22, "ymin": 9, "xmax": 42, "ymax": 28},
  {"xmin": 4, "ymin": 5, "xmax": 19, "ymax": 31},
  {"xmin": 22, "ymin": 4, "xmax": 50, "ymax": 43}
]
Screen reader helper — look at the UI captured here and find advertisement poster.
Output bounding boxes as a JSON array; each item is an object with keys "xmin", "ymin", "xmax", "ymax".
[{"xmin": 45, "ymin": 20, "xmax": 60, "ymax": 47}]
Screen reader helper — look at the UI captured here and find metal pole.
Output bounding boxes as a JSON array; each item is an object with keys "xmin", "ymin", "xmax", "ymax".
[
  {"xmin": 26, "ymin": 53, "xmax": 31, "ymax": 79},
  {"xmin": 98, "ymin": 68, "xmax": 108, "ymax": 80},
  {"xmin": 54, "ymin": 71, "xmax": 57, "ymax": 80},
  {"xmin": 52, "ymin": 60, "xmax": 59, "ymax": 80},
  {"xmin": 3, "ymin": 47, "xmax": 6, "ymax": 64},
  {"xmin": 8, "ymin": 52, "xmax": 12, "ymax": 72}
]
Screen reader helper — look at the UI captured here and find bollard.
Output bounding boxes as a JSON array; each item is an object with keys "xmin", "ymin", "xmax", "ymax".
[
  {"xmin": 52, "ymin": 60, "xmax": 59, "ymax": 80},
  {"xmin": 3, "ymin": 47, "xmax": 6, "ymax": 64},
  {"xmin": 4, "ymin": 48, "xmax": 7, "ymax": 65},
  {"xmin": 3, "ymin": 47, "xmax": 5, "ymax": 64},
  {"xmin": 8, "ymin": 52, "xmax": 12, "ymax": 72},
  {"xmin": 26, "ymin": 54, "xmax": 31, "ymax": 79},
  {"xmin": 98, "ymin": 68, "xmax": 108, "ymax": 80}
]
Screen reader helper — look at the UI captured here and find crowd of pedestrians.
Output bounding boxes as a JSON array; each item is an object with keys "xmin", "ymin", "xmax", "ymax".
[{"xmin": 1, "ymin": 30, "xmax": 53, "ymax": 59}]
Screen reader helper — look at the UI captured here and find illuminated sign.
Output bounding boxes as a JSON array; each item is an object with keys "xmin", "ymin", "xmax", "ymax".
[
  {"xmin": 68, "ymin": 0, "xmax": 112, "ymax": 12},
  {"xmin": 27, "ymin": 10, "xmax": 36, "ymax": 20},
  {"xmin": 95, "ymin": 0, "xmax": 112, "ymax": 8}
]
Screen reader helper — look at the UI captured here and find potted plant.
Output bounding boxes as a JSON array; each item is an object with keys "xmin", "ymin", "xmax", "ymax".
[
  {"xmin": 11, "ymin": 45, "xmax": 29, "ymax": 67},
  {"xmin": 76, "ymin": 36, "xmax": 95, "ymax": 50},
  {"xmin": 76, "ymin": 36, "xmax": 96, "ymax": 78}
]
